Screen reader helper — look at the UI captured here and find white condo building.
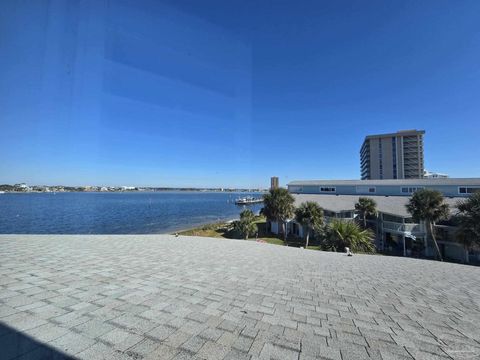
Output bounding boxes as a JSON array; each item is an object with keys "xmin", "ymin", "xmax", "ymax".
[{"xmin": 267, "ymin": 178, "xmax": 480, "ymax": 263}]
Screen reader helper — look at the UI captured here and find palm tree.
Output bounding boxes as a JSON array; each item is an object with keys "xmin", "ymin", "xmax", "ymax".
[
  {"xmin": 322, "ymin": 219, "xmax": 375, "ymax": 253},
  {"xmin": 355, "ymin": 197, "xmax": 377, "ymax": 229},
  {"xmin": 234, "ymin": 209, "xmax": 257, "ymax": 240},
  {"xmin": 457, "ymin": 231, "xmax": 475, "ymax": 264},
  {"xmin": 456, "ymin": 192, "xmax": 480, "ymax": 263},
  {"xmin": 295, "ymin": 202, "xmax": 324, "ymax": 248},
  {"xmin": 262, "ymin": 188, "xmax": 295, "ymax": 243},
  {"xmin": 406, "ymin": 189, "xmax": 449, "ymax": 261}
]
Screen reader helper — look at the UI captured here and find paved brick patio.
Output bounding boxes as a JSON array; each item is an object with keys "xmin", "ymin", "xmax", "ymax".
[{"xmin": 1, "ymin": 235, "xmax": 479, "ymax": 360}]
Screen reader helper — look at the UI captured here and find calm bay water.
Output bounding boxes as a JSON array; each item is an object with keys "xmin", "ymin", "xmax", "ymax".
[{"xmin": 0, "ymin": 192, "xmax": 263, "ymax": 234}]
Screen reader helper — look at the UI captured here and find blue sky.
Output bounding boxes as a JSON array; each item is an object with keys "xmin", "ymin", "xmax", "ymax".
[{"xmin": 1, "ymin": 0, "xmax": 479, "ymax": 188}]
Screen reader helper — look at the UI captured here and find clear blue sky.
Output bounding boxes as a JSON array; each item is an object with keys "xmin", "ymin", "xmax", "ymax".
[{"xmin": 1, "ymin": 0, "xmax": 479, "ymax": 188}]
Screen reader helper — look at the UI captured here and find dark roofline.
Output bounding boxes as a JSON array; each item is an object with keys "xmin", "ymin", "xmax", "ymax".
[{"xmin": 362, "ymin": 130, "xmax": 425, "ymax": 142}]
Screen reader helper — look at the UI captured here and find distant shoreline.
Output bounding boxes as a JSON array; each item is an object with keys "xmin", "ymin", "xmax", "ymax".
[{"xmin": 0, "ymin": 190, "xmax": 266, "ymax": 194}]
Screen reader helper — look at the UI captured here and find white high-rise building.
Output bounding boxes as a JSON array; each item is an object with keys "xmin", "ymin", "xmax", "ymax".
[{"xmin": 360, "ymin": 130, "xmax": 425, "ymax": 180}]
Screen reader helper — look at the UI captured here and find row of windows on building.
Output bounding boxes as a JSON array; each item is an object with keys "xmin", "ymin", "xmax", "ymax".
[
  {"xmin": 400, "ymin": 187, "xmax": 423, "ymax": 193},
  {"xmin": 392, "ymin": 137, "xmax": 397, "ymax": 179},
  {"xmin": 319, "ymin": 187, "xmax": 336, "ymax": 192},
  {"xmin": 377, "ymin": 137, "xmax": 400, "ymax": 180},
  {"xmin": 378, "ymin": 140, "xmax": 383, "ymax": 179},
  {"xmin": 302, "ymin": 186, "xmax": 480, "ymax": 195},
  {"xmin": 459, "ymin": 187, "xmax": 480, "ymax": 194},
  {"xmin": 319, "ymin": 186, "xmax": 421, "ymax": 194}
]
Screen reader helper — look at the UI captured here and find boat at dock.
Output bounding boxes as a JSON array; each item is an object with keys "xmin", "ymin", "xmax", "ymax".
[{"xmin": 234, "ymin": 196, "xmax": 263, "ymax": 205}]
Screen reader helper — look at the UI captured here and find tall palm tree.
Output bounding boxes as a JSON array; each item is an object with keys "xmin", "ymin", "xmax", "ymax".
[
  {"xmin": 354, "ymin": 197, "xmax": 377, "ymax": 229},
  {"xmin": 262, "ymin": 188, "xmax": 295, "ymax": 243},
  {"xmin": 456, "ymin": 192, "xmax": 480, "ymax": 263},
  {"xmin": 322, "ymin": 219, "xmax": 375, "ymax": 253},
  {"xmin": 406, "ymin": 189, "xmax": 449, "ymax": 261},
  {"xmin": 295, "ymin": 202, "xmax": 324, "ymax": 248}
]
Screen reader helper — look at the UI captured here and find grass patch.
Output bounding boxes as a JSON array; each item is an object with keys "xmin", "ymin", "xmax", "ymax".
[
  {"xmin": 259, "ymin": 237, "xmax": 285, "ymax": 245},
  {"xmin": 176, "ymin": 216, "xmax": 289, "ymax": 246},
  {"xmin": 178, "ymin": 222, "xmax": 230, "ymax": 238}
]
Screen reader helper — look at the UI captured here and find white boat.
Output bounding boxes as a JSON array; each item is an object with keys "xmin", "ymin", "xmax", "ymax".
[{"xmin": 234, "ymin": 196, "xmax": 263, "ymax": 205}]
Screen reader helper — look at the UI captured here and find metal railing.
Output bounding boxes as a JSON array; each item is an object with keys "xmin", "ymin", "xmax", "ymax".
[
  {"xmin": 382, "ymin": 221, "xmax": 424, "ymax": 234},
  {"xmin": 324, "ymin": 215, "xmax": 355, "ymax": 224}
]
